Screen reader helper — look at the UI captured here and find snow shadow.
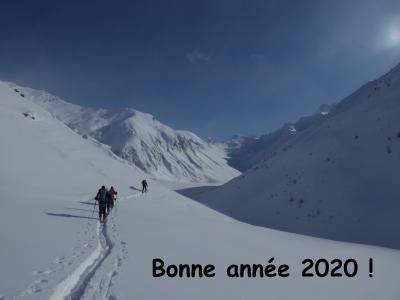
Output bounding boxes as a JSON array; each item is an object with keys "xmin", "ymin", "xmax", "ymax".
[
  {"xmin": 66, "ymin": 207, "xmax": 94, "ymax": 213},
  {"xmin": 44, "ymin": 212, "xmax": 98, "ymax": 220},
  {"xmin": 176, "ymin": 185, "xmax": 218, "ymax": 201},
  {"xmin": 178, "ymin": 187, "xmax": 400, "ymax": 250},
  {"xmin": 79, "ymin": 201, "xmax": 96, "ymax": 205},
  {"xmin": 129, "ymin": 186, "xmax": 141, "ymax": 192}
]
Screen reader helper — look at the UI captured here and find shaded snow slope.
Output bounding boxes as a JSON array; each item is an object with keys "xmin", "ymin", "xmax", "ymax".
[
  {"xmin": 226, "ymin": 105, "xmax": 334, "ymax": 172},
  {"xmin": 4, "ymin": 82, "xmax": 239, "ymax": 184},
  {"xmin": 196, "ymin": 63, "xmax": 400, "ymax": 249},
  {"xmin": 1, "ymin": 80, "xmax": 400, "ymax": 299}
]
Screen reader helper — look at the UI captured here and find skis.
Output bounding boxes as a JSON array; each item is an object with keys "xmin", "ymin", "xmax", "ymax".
[{"xmin": 100, "ymin": 218, "xmax": 107, "ymax": 224}]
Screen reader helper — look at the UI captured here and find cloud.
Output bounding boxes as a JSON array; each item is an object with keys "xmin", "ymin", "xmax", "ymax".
[{"xmin": 186, "ymin": 50, "xmax": 210, "ymax": 63}]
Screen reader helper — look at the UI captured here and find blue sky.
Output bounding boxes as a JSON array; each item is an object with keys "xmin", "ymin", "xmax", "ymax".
[{"xmin": 1, "ymin": 0, "xmax": 400, "ymax": 139}]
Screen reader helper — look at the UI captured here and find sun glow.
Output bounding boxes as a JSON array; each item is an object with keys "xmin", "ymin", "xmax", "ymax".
[{"xmin": 386, "ymin": 22, "xmax": 400, "ymax": 48}]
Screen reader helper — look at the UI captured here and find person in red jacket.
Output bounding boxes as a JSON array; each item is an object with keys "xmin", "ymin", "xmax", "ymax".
[{"xmin": 108, "ymin": 186, "xmax": 118, "ymax": 210}]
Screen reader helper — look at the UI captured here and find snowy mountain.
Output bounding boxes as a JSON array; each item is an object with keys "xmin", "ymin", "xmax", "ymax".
[
  {"xmin": 5, "ymin": 81, "xmax": 239, "ymax": 184},
  {"xmin": 193, "ymin": 63, "xmax": 400, "ymax": 249},
  {"xmin": 2, "ymin": 78, "xmax": 400, "ymax": 300},
  {"xmin": 226, "ymin": 104, "xmax": 334, "ymax": 172}
]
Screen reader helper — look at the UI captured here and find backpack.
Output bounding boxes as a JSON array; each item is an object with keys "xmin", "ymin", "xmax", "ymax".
[
  {"xmin": 110, "ymin": 190, "xmax": 117, "ymax": 200},
  {"xmin": 96, "ymin": 189, "xmax": 107, "ymax": 203}
]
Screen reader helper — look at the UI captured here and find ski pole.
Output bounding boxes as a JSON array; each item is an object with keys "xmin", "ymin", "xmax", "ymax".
[{"xmin": 91, "ymin": 199, "xmax": 97, "ymax": 219}]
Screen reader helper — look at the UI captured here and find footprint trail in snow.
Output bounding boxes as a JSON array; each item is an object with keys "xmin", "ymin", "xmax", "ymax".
[
  {"xmin": 10, "ymin": 193, "xmax": 139, "ymax": 300},
  {"xmin": 49, "ymin": 194, "xmax": 137, "ymax": 300}
]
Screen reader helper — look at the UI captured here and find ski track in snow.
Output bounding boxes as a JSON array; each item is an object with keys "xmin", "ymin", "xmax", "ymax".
[{"xmin": 11, "ymin": 193, "xmax": 140, "ymax": 300}]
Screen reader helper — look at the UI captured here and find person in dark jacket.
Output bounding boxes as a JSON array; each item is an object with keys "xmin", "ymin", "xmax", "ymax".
[
  {"xmin": 95, "ymin": 186, "xmax": 108, "ymax": 222},
  {"xmin": 141, "ymin": 180, "xmax": 148, "ymax": 193}
]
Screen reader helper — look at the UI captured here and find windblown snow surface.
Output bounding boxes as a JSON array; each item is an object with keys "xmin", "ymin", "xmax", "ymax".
[
  {"xmin": 192, "ymin": 63, "xmax": 400, "ymax": 250},
  {"xmin": 4, "ymin": 82, "xmax": 239, "ymax": 184},
  {"xmin": 1, "ymin": 78, "xmax": 400, "ymax": 299}
]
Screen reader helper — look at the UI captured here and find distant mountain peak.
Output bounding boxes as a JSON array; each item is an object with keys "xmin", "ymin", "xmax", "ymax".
[{"xmin": 3, "ymin": 81, "xmax": 240, "ymax": 184}]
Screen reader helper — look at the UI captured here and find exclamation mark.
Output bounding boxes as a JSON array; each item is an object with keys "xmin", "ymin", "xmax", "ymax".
[{"xmin": 369, "ymin": 258, "xmax": 373, "ymax": 278}]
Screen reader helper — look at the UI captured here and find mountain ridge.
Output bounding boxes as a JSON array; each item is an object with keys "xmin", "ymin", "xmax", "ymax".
[
  {"xmin": 3, "ymin": 81, "xmax": 240, "ymax": 184},
  {"xmin": 193, "ymin": 62, "xmax": 400, "ymax": 249}
]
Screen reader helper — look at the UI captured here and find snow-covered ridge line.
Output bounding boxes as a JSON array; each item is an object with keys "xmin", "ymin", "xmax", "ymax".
[
  {"xmin": 196, "ymin": 62, "xmax": 400, "ymax": 249},
  {"xmin": 2, "ymin": 81, "xmax": 240, "ymax": 184},
  {"xmin": 2, "ymin": 77, "xmax": 400, "ymax": 299},
  {"xmin": 226, "ymin": 64, "xmax": 400, "ymax": 173},
  {"xmin": 226, "ymin": 104, "xmax": 335, "ymax": 172}
]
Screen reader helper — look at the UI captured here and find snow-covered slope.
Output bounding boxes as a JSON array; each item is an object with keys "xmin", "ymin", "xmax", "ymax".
[
  {"xmin": 2, "ymin": 80, "xmax": 400, "ymax": 300},
  {"xmin": 5, "ymin": 82, "xmax": 239, "ymax": 184},
  {"xmin": 0, "ymin": 80, "xmax": 144, "ymax": 297},
  {"xmin": 226, "ymin": 105, "xmax": 334, "ymax": 172},
  {"xmin": 195, "ymin": 63, "xmax": 400, "ymax": 249}
]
